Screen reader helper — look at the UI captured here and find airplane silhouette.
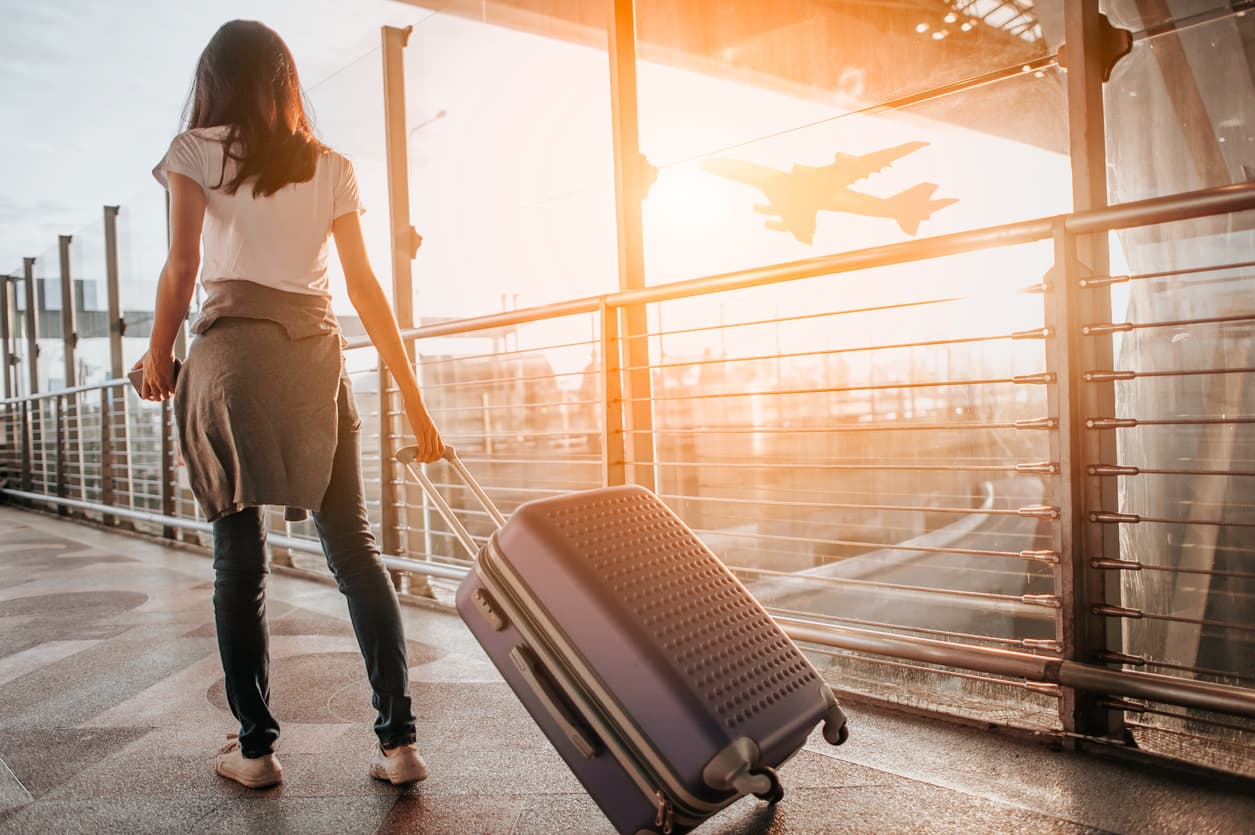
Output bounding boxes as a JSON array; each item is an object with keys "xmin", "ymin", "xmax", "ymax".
[{"xmin": 701, "ymin": 141, "xmax": 958, "ymax": 244}]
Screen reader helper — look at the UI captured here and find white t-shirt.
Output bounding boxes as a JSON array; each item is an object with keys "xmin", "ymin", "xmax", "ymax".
[{"xmin": 152, "ymin": 126, "xmax": 363, "ymax": 299}]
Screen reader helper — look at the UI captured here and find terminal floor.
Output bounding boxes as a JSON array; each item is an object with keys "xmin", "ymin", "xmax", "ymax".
[{"xmin": 0, "ymin": 505, "xmax": 1251, "ymax": 835}]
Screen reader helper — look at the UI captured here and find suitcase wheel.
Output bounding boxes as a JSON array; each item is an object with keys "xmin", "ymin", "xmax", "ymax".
[
  {"xmin": 750, "ymin": 766, "xmax": 784, "ymax": 805},
  {"xmin": 823, "ymin": 719, "xmax": 850, "ymax": 746},
  {"xmin": 822, "ymin": 706, "xmax": 850, "ymax": 746}
]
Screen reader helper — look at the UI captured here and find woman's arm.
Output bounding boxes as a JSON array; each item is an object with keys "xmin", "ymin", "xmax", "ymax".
[
  {"xmin": 135, "ymin": 172, "xmax": 205, "ymax": 400},
  {"xmin": 333, "ymin": 211, "xmax": 444, "ymax": 463}
]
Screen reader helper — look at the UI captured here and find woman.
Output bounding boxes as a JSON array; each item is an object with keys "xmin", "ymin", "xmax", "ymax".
[{"xmin": 134, "ymin": 20, "xmax": 444, "ymax": 790}]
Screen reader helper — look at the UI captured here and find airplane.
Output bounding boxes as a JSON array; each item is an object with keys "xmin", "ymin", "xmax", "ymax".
[{"xmin": 701, "ymin": 141, "xmax": 958, "ymax": 244}]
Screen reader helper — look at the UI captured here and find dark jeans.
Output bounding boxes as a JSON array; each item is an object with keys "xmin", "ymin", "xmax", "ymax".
[{"xmin": 211, "ymin": 427, "xmax": 416, "ymax": 758}]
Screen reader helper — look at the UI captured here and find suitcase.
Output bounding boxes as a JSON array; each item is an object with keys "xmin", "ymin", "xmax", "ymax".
[{"xmin": 397, "ymin": 446, "xmax": 849, "ymax": 834}]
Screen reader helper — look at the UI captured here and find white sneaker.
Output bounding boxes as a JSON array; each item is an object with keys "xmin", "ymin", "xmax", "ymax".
[
  {"xmin": 369, "ymin": 742, "xmax": 429, "ymax": 784},
  {"xmin": 216, "ymin": 734, "xmax": 283, "ymax": 789}
]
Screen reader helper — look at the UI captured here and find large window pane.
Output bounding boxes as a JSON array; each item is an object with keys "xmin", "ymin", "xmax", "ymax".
[{"xmin": 635, "ymin": 2, "xmax": 1070, "ymax": 284}]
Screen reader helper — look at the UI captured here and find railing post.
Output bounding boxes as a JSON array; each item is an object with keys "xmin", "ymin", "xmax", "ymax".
[
  {"xmin": 379, "ymin": 24, "xmax": 434, "ymax": 597},
  {"xmin": 1056, "ymin": 0, "xmax": 1124, "ymax": 741},
  {"xmin": 160, "ymin": 398, "xmax": 176, "ymax": 538},
  {"xmin": 1043, "ymin": 222, "xmax": 1121, "ymax": 741},
  {"xmin": 0, "ymin": 275, "xmax": 13, "ymax": 401},
  {"xmin": 103, "ymin": 206, "xmax": 126, "ymax": 380},
  {"xmin": 54, "ymin": 394, "xmax": 68, "ymax": 513},
  {"xmin": 19, "ymin": 399, "xmax": 32, "ymax": 493},
  {"xmin": 607, "ymin": 0, "xmax": 656, "ymax": 491},
  {"xmin": 378, "ymin": 365, "xmax": 399, "ymax": 550},
  {"xmin": 601, "ymin": 301, "xmax": 627, "ymax": 486},
  {"xmin": 0, "ymin": 276, "xmax": 12, "ymax": 470},
  {"xmin": 100, "ymin": 386, "xmax": 116, "ymax": 527},
  {"xmin": 58, "ymin": 236, "xmax": 78, "ymax": 389},
  {"xmin": 379, "ymin": 24, "xmax": 410, "ymax": 575},
  {"xmin": 22, "ymin": 258, "xmax": 38, "ymax": 394}
]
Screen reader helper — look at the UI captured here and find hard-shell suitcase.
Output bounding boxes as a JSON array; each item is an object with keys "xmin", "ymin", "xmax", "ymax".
[{"xmin": 397, "ymin": 447, "xmax": 849, "ymax": 834}]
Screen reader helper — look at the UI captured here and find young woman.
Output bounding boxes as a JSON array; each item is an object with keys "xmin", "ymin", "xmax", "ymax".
[{"xmin": 135, "ymin": 19, "xmax": 444, "ymax": 790}]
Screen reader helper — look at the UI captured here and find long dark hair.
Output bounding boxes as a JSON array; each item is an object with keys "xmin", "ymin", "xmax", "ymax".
[{"xmin": 184, "ymin": 20, "xmax": 325, "ymax": 198}]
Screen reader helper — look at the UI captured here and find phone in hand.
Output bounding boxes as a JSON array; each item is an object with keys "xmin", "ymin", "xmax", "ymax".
[{"xmin": 128, "ymin": 358, "xmax": 182, "ymax": 397}]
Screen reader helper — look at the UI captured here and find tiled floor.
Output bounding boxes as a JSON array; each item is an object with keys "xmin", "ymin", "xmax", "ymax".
[{"xmin": 0, "ymin": 505, "xmax": 1251, "ymax": 834}]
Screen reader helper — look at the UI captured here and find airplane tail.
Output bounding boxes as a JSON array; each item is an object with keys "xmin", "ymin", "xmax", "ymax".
[{"xmin": 889, "ymin": 183, "xmax": 958, "ymax": 236}]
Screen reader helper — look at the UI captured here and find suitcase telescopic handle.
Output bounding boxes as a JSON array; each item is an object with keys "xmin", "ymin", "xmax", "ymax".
[{"xmin": 393, "ymin": 445, "xmax": 508, "ymax": 559}]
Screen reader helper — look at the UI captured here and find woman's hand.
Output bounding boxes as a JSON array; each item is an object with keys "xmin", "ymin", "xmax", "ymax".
[
  {"xmin": 132, "ymin": 350, "xmax": 178, "ymax": 401},
  {"xmin": 404, "ymin": 397, "xmax": 445, "ymax": 463}
]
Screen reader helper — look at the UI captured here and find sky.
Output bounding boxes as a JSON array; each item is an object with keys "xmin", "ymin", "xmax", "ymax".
[{"xmin": 0, "ymin": 0, "xmax": 421, "ymax": 272}]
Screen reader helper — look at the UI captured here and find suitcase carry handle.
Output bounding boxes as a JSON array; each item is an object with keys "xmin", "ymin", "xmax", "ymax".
[
  {"xmin": 509, "ymin": 645, "xmax": 601, "ymax": 759},
  {"xmin": 394, "ymin": 445, "xmax": 508, "ymax": 558}
]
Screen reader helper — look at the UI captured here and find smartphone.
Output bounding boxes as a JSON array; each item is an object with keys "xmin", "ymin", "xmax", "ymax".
[{"xmin": 128, "ymin": 358, "xmax": 183, "ymax": 397}]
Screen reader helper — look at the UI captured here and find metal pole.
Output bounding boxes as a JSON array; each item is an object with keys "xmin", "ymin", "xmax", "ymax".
[
  {"xmin": 379, "ymin": 24, "xmax": 414, "ymax": 580},
  {"xmin": 100, "ymin": 386, "xmax": 115, "ymax": 527},
  {"xmin": 57, "ymin": 235, "xmax": 78, "ymax": 389},
  {"xmin": 379, "ymin": 24, "xmax": 412, "ymax": 567},
  {"xmin": 381, "ymin": 24, "xmax": 418, "ymax": 348},
  {"xmin": 20, "ymin": 400, "xmax": 31, "ymax": 492},
  {"xmin": 378, "ymin": 363, "xmax": 401, "ymax": 561},
  {"xmin": 103, "ymin": 206, "xmax": 125, "ymax": 380},
  {"xmin": 54, "ymin": 394, "xmax": 67, "ymax": 514},
  {"xmin": 0, "ymin": 277, "xmax": 11, "ymax": 469},
  {"xmin": 0, "ymin": 276, "xmax": 12, "ymax": 400},
  {"xmin": 22, "ymin": 258, "xmax": 38, "ymax": 394},
  {"xmin": 607, "ymin": 0, "xmax": 656, "ymax": 490},
  {"xmin": 379, "ymin": 24, "xmax": 433, "ymax": 596},
  {"xmin": 160, "ymin": 398, "xmax": 175, "ymax": 538},
  {"xmin": 601, "ymin": 302, "xmax": 626, "ymax": 486},
  {"xmin": 103, "ymin": 206, "xmax": 133, "ymax": 518},
  {"xmin": 1059, "ymin": 0, "xmax": 1120, "ymax": 740},
  {"xmin": 57, "ymin": 235, "xmax": 86, "ymax": 508}
]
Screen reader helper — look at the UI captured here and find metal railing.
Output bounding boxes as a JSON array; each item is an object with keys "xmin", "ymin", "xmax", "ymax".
[{"xmin": 3, "ymin": 181, "xmax": 1254, "ymax": 777}]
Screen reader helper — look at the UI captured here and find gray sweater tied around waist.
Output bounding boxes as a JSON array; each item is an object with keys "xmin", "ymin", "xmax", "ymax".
[{"xmin": 173, "ymin": 279, "xmax": 361, "ymax": 523}]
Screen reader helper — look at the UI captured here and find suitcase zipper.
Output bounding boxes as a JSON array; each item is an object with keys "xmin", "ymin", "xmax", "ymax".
[
  {"xmin": 654, "ymin": 791, "xmax": 675, "ymax": 834},
  {"xmin": 477, "ymin": 539, "xmax": 717, "ymax": 825}
]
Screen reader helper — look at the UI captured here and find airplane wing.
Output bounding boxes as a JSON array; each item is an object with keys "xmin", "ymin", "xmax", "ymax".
[
  {"xmin": 700, "ymin": 158, "xmax": 786, "ymax": 193},
  {"xmin": 821, "ymin": 141, "xmax": 930, "ymax": 188}
]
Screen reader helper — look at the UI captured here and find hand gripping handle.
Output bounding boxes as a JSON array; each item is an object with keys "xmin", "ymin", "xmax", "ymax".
[{"xmin": 393, "ymin": 445, "xmax": 507, "ymax": 558}]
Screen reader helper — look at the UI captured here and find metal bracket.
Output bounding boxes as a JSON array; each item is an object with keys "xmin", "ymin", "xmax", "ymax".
[
  {"xmin": 408, "ymin": 225, "xmax": 423, "ymax": 260},
  {"xmin": 640, "ymin": 154, "xmax": 659, "ymax": 199},
  {"xmin": 1056, "ymin": 14, "xmax": 1134, "ymax": 83}
]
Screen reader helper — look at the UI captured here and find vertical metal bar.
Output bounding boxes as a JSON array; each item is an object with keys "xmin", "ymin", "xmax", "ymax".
[
  {"xmin": 58, "ymin": 235, "xmax": 78, "ymax": 389},
  {"xmin": 103, "ymin": 206, "xmax": 125, "ymax": 380},
  {"xmin": 1044, "ymin": 222, "xmax": 1118, "ymax": 740},
  {"xmin": 54, "ymin": 394, "xmax": 67, "ymax": 513},
  {"xmin": 381, "ymin": 24, "xmax": 417, "ymax": 348},
  {"xmin": 58, "ymin": 235, "xmax": 86, "ymax": 505},
  {"xmin": 379, "ymin": 363, "xmax": 400, "ymax": 557},
  {"xmin": 22, "ymin": 258, "xmax": 38, "ymax": 394},
  {"xmin": 601, "ymin": 301, "xmax": 626, "ymax": 486},
  {"xmin": 100, "ymin": 386, "xmax": 115, "ymax": 527},
  {"xmin": 0, "ymin": 276, "xmax": 12, "ymax": 400},
  {"xmin": 1060, "ymin": 0, "xmax": 1120, "ymax": 739},
  {"xmin": 380, "ymin": 25, "xmax": 422, "ymax": 587},
  {"xmin": 0, "ymin": 276, "xmax": 11, "ymax": 466},
  {"xmin": 160, "ymin": 397, "xmax": 175, "ymax": 538},
  {"xmin": 20, "ymin": 400, "xmax": 31, "ymax": 492},
  {"xmin": 607, "ymin": 0, "xmax": 655, "ymax": 490}
]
